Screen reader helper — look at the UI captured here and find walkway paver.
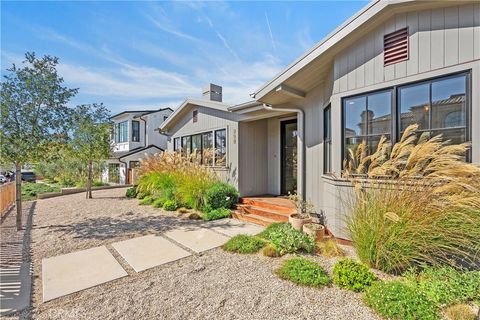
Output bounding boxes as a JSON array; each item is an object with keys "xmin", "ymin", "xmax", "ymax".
[
  {"xmin": 205, "ymin": 218, "xmax": 264, "ymax": 237},
  {"xmin": 112, "ymin": 235, "xmax": 191, "ymax": 272},
  {"xmin": 164, "ymin": 226, "xmax": 230, "ymax": 253},
  {"xmin": 42, "ymin": 246, "xmax": 127, "ymax": 302}
]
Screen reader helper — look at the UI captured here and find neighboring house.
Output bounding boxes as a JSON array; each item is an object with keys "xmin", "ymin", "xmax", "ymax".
[
  {"xmin": 161, "ymin": 0, "xmax": 479, "ymax": 241},
  {"xmin": 103, "ymin": 108, "xmax": 173, "ymax": 185}
]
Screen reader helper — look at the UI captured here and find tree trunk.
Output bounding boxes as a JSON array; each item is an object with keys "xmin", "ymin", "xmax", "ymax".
[
  {"xmin": 15, "ymin": 162, "xmax": 22, "ymax": 231},
  {"xmin": 86, "ymin": 160, "xmax": 93, "ymax": 199}
]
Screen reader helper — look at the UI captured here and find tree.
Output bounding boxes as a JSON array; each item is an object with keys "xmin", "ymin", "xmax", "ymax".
[
  {"xmin": 70, "ymin": 103, "xmax": 112, "ymax": 198},
  {"xmin": 0, "ymin": 52, "xmax": 77, "ymax": 230}
]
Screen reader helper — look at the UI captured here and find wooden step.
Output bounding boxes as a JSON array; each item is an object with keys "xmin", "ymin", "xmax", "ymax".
[
  {"xmin": 239, "ymin": 197, "xmax": 295, "ymax": 214},
  {"xmin": 231, "ymin": 210, "xmax": 277, "ymax": 227},
  {"xmin": 239, "ymin": 205, "xmax": 290, "ymax": 222}
]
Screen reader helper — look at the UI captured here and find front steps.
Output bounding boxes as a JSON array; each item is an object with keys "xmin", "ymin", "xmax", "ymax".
[{"xmin": 232, "ymin": 197, "xmax": 296, "ymax": 226}]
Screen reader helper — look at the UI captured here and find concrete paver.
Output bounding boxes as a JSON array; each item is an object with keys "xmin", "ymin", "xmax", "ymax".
[{"xmin": 164, "ymin": 226, "xmax": 230, "ymax": 253}]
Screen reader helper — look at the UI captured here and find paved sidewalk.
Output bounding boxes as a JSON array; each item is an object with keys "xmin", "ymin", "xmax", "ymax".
[
  {"xmin": 41, "ymin": 218, "xmax": 264, "ymax": 302},
  {"xmin": 0, "ymin": 202, "xmax": 35, "ymax": 317}
]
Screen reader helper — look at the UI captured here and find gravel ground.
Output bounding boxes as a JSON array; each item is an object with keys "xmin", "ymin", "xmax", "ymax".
[{"xmin": 21, "ymin": 187, "xmax": 381, "ymax": 320}]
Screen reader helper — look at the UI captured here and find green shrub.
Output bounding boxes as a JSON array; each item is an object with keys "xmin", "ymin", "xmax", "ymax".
[
  {"xmin": 259, "ymin": 223, "xmax": 315, "ymax": 255},
  {"xmin": 92, "ymin": 180, "xmax": 106, "ymax": 187},
  {"xmin": 403, "ymin": 266, "xmax": 480, "ymax": 306},
  {"xmin": 204, "ymin": 182, "xmax": 239, "ymax": 210},
  {"xmin": 364, "ymin": 280, "xmax": 439, "ymax": 320},
  {"xmin": 162, "ymin": 200, "xmax": 177, "ymax": 211},
  {"xmin": 125, "ymin": 187, "xmax": 137, "ymax": 198},
  {"xmin": 203, "ymin": 208, "xmax": 231, "ymax": 221},
  {"xmin": 332, "ymin": 259, "xmax": 376, "ymax": 292},
  {"xmin": 21, "ymin": 182, "xmax": 61, "ymax": 201},
  {"xmin": 136, "ymin": 192, "xmax": 147, "ymax": 200},
  {"xmin": 222, "ymin": 235, "xmax": 265, "ymax": 254},
  {"xmin": 276, "ymin": 257, "xmax": 331, "ymax": 288},
  {"xmin": 139, "ymin": 196, "xmax": 155, "ymax": 205},
  {"xmin": 152, "ymin": 198, "xmax": 165, "ymax": 208}
]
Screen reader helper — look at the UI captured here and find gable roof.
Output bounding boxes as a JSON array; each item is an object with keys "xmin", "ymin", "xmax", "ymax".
[
  {"xmin": 112, "ymin": 144, "xmax": 163, "ymax": 159},
  {"xmin": 252, "ymin": 0, "xmax": 474, "ymax": 103},
  {"xmin": 110, "ymin": 107, "xmax": 173, "ymax": 120},
  {"xmin": 160, "ymin": 98, "xmax": 230, "ymax": 132}
]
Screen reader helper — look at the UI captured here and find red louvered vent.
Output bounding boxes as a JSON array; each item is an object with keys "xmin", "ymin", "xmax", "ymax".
[
  {"xmin": 193, "ymin": 110, "xmax": 198, "ymax": 123},
  {"xmin": 384, "ymin": 27, "xmax": 409, "ymax": 66}
]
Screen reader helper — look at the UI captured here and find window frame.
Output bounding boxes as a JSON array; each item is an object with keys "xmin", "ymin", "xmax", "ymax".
[
  {"xmin": 341, "ymin": 70, "xmax": 472, "ymax": 166},
  {"xmin": 172, "ymin": 127, "xmax": 227, "ymax": 167},
  {"xmin": 323, "ymin": 104, "xmax": 332, "ymax": 174},
  {"xmin": 131, "ymin": 120, "xmax": 140, "ymax": 142},
  {"xmin": 115, "ymin": 121, "xmax": 129, "ymax": 143}
]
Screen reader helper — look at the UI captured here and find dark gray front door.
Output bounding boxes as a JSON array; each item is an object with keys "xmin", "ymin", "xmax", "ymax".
[{"xmin": 281, "ymin": 119, "xmax": 297, "ymax": 195}]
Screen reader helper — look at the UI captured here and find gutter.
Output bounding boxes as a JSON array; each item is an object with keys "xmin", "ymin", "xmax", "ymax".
[{"xmin": 263, "ymin": 103, "xmax": 306, "ymax": 201}]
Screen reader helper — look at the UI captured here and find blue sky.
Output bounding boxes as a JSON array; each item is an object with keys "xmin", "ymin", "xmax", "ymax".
[{"xmin": 1, "ymin": 1, "xmax": 368, "ymax": 114}]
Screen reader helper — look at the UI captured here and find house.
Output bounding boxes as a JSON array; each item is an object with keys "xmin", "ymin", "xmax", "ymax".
[
  {"xmin": 103, "ymin": 108, "xmax": 173, "ymax": 185},
  {"xmin": 160, "ymin": 0, "xmax": 480, "ymax": 240}
]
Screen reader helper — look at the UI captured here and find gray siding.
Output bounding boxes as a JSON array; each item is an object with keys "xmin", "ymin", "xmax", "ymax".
[
  {"xmin": 167, "ymin": 106, "xmax": 241, "ymax": 190},
  {"xmin": 333, "ymin": 4, "xmax": 480, "ymax": 94},
  {"xmin": 238, "ymin": 120, "xmax": 268, "ymax": 196}
]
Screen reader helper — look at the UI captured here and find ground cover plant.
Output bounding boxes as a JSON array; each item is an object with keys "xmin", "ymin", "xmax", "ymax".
[
  {"xmin": 444, "ymin": 304, "xmax": 477, "ymax": 320},
  {"xmin": 203, "ymin": 208, "xmax": 231, "ymax": 221},
  {"xmin": 364, "ymin": 280, "xmax": 439, "ymax": 320},
  {"xmin": 344, "ymin": 124, "xmax": 480, "ymax": 273},
  {"xmin": 135, "ymin": 152, "xmax": 238, "ymax": 220},
  {"xmin": 222, "ymin": 235, "xmax": 266, "ymax": 254},
  {"xmin": 21, "ymin": 182, "xmax": 61, "ymax": 201},
  {"xmin": 332, "ymin": 259, "xmax": 376, "ymax": 292},
  {"xmin": 276, "ymin": 257, "xmax": 331, "ymax": 288},
  {"xmin": 316, "ymin": 238, "xmax": 345, "ymax": 258},
  {"xmin": 258, "ymin": 223, "xmax": 315, "ymax": 256}
]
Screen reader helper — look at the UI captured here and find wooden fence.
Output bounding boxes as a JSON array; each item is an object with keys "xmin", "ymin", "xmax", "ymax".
[{"xmin": 0, "ymin": 182, "xmax": 16, "ymax": 217}]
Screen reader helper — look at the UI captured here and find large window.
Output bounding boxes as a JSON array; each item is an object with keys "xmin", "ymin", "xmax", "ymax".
[
  {"xmin": 344, "ymin": 90, "xmax": 392, "ymax": 157},
  {"xmin": 114, "ymin": 121, "xmax": 128, "ymax": 143},
  {"xmin": 132, "ymin": 120, "xmax": 140, "ymax": 142},
  {"xmin": 323, "ymin": 105, "xmax": 332, "ymax": 174},
  {"xmin": 173, "ymin": 129, "xmax": 226, "ymax": 166},
  {"xmin": 215, "ymin": 129, "xmax": 227, "ymax": 166},
  {"xmin": 343, "ymin": 72, "xmax": 470, "ymax": 164}
]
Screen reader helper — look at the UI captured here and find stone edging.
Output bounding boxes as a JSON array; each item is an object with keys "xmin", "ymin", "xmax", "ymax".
[{"xmin": 37, "ymin": 185, "xmax": 131, "ymax": 199}]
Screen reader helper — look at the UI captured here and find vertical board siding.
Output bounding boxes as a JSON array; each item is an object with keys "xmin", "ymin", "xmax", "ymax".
[{"xmin": 333, "ymin": 4, "xmax": 478, "ymax": 93}]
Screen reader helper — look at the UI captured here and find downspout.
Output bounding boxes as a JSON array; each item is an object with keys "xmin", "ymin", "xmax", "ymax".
[
  {"xmin": 138, "ymin": 115, "xmax": 147, "ymax": 147},
  {"xmin": 263, "ymin": 104, "xmax": 306, "ymax": 201},
  {"xmin": 118, "ymin": 156, "xmax": 128, "ymax": 185}
]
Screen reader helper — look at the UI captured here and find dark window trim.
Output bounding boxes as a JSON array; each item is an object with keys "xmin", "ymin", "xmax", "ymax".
[
  {"xmin": 280, "ymin": 118, "xmax": 297, "ymax": 195},
  {"xmin": 341, "ymin": 69, "xmax": 472, "ymax": 167},
  {"xmin": 173, "ymin": 127, "xmax": 227, "ymax": 167},
  {"xmin": 132, "ymin": 120, "xmax": 140, "ymax": 142},
  {"xmin": 323, "ymin": 104, "xmax": 332, "ymax": 174}
]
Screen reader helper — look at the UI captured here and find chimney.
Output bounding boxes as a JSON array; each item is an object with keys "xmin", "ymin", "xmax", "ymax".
[{"xmin": 202, "ymin": 83, "xmax": 222, "ymax": 102}]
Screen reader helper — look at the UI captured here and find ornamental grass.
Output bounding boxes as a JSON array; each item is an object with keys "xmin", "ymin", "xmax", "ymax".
[{"xmin": 344, "ymin": 124, "xmax": 480, "ymax": 273}]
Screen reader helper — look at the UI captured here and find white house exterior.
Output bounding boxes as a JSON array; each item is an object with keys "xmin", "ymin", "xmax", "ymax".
[
  {"xmin": 103, "ymin": 108, "xmax": 173, "ymax": 185},
  {"xmin": 160, "ymin": 0, "xmax": 480, "ymax": 241}
]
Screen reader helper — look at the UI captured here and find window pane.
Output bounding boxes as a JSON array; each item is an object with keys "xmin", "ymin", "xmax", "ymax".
[
  {"xmin": 192, "ymin": 134, "xmax": 202, "ymax": 162},
  {"xmin": 345, "ymin": 137, "xmax": 365, "ymax": 162},
  {"xmin": 181, "ymin": 136, "xmax": 191, "ymax": 155},
  {"xmin": 173, "ymin": 138, "xmax": 180, "ymax": 152},
  {"xmin": 345, "ymin": 96, "xmax": 367, "ymax": 137},
  {"xmin": 215, "ymin": 129, "xmax": 226, "ymax": 166},
  {"xmin": 432, "ymin": 128, "xmax": 466, "ymax": 146},
  {"xmin": 431, "ymin": 75, "xmax": 466, "ymax": 129},
  {"xmin": 132, "ymin": 121, "xmax": 140, "ymax": 142},
  {"xmin": 368, "ymin": 91, "xmax": 391, "ymax": 135},
  {"xmin": 108, "ymin": 164, "xmax": 120, "ymax": 184},
  {"xmin": 368, "ymin": 135, "xmax": 390, "ymax": 155},
  {"xmin": 399, "ymin": 83, "xmax": 429, "ymax": 131},
  {"xmin": 202, "ymin": 132, "xmax": 213, "ymax": 165},
  {"xmin": 323, "ymin": 106, "xmax": 332, "ymax": 174}
]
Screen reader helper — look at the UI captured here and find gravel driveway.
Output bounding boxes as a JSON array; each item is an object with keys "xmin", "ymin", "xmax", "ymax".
[{"xmin": 23, "ymin": 187, "xmax": 380, "ymax": 320}]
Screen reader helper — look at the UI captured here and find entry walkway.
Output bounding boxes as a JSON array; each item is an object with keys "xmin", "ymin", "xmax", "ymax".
[{"xmin": 41, "ymin": 219, "xmax": 263, "ymax": 302}]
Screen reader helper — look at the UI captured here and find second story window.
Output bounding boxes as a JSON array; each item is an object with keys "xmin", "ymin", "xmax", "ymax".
[
  {"xmin": 132, "ymin": 120, "xmax": 140, "ymax": 142},
  {"xmin": 115, "ymin": 121, "xmax": 128, "ymax": 143}
]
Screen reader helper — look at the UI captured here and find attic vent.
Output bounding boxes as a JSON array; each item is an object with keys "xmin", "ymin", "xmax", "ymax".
[
  {"xmin": 384, "ymin": 27, "xmax": 409, "ymax": 66},
  {"xmin": 193, "ymin": 110, "xmax": 198, "ymax": 123}
]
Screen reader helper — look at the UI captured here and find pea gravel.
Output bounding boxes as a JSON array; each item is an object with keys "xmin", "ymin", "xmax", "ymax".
[{"xmin": 23, "ymin": 187, "xmax": 381, "ymax": 320}]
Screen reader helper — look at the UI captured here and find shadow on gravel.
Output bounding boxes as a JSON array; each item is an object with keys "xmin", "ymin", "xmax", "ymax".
[{"xmin": 46, "ymin": 215, "xmax": 204, "ymax": 240}]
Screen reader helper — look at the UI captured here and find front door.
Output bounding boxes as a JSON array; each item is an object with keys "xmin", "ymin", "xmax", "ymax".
[{"xmin": 281, "ymin": 119, "xmax": 298, "ymax": 195}]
